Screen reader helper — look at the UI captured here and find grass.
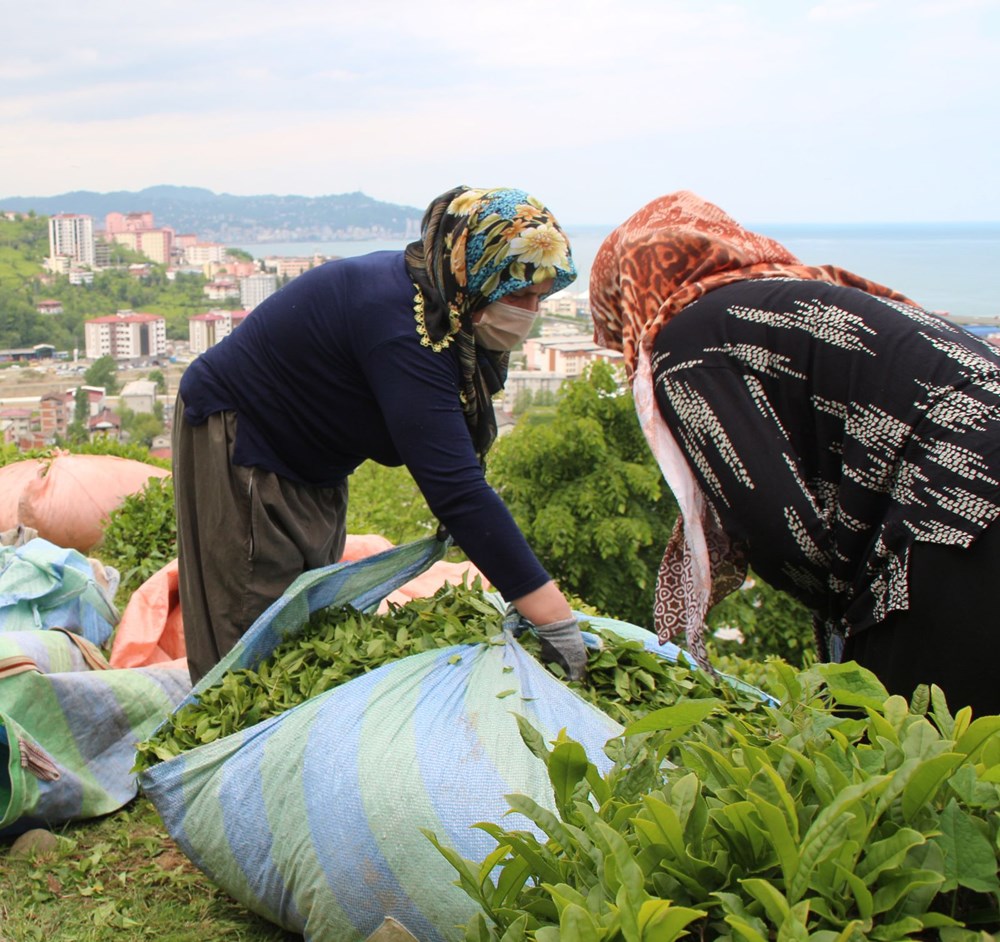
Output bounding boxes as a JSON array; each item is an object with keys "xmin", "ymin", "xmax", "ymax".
[{"xmin": 1, "ymin": 796, "xmax": 300, "ymax": 942}]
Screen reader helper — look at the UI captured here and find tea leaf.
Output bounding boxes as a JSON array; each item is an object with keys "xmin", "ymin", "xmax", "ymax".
[
  {"xmin": 557, "ymin": 903, "xmax": 602, "ymax": 942},
  {"xmin": 954, "ymin": 716, "xmax": 1000, "ymax": 763},
  {"xmin": 548, "ymin": 739, "xmax": 590, "ymax": 813},
  {"xmin": 740, "ymin": 878, "xmax": 791, "ymax": 926},
  {"xmin": 937, "ymin": 800, "xmax": 1000, "ymax": 893},
  {"xmin": 855, "ymin": 828, "xmax": 926, "ymax": 886},
  {"xmin": 623, "ymin": 699, "xmax": 722, "ymax": 736},
  {"xmin": 900, "ymin": 753, "xmax": 965, "ymax": 821},
  {"xmin": 636, "ymin": 900, "xmax": 706, "ymax": 941}
]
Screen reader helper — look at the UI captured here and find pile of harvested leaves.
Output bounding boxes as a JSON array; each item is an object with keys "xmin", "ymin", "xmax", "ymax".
[{"xmin": 135, "ymin": 580, "xmax": 759, "ymax": 772}]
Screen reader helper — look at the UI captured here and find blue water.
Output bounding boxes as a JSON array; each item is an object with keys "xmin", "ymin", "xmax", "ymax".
[{"xmin": 237, "ymin": 222, "xmax": 1000, "ymax": 321}]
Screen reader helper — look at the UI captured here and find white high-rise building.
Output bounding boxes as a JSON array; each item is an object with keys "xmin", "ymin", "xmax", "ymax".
[
  {"xmin": 188, "ymin": 309, "xmax": 249, "ymax": 354},
  {"xmin": 84, "ymin": 310, "xmax": 167, "ymax": 360},
  {"xmin": 240, "ymin": 273, "xmax": 278, "ymax": 311},
  {"xmin": 48, "ymin": 214, "xmax": 95, "ymax": 266}
]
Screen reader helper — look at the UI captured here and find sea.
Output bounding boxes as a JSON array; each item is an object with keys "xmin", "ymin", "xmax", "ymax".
[{"xmin": 236, "ymin": 221, "xmax": 1000, "ymax": 323}]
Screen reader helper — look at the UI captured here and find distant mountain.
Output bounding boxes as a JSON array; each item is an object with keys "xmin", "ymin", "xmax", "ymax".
[{"xmin": 0, "ymin": 185, "xmax": 424, "ymax": 243}]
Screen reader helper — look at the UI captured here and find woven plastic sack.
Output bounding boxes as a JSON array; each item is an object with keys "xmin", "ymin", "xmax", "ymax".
[
  {"xmin": 0, "ymin": 538, "xmax": 120, "ymax": 646},
  {"xmin": 140, "ymin": 538, "xmax": 623, "ymax": 942},
  {"xmin": 108, "ymin": 559, "xmax": 185, "ymax": 670},
  {"xmin": 0, "ymin": 453, "xmax": 171, "ymax": 553},
  {"xmin": 0, "ymin": 629, "xmax": 192, "ymax": 837}
]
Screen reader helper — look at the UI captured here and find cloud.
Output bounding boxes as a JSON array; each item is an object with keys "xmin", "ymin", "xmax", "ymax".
[
  {"xmin": 2, "ymin": 0, "xmax": 999, "ymax": 223},
  {"xmin": 808, "ymin": 2, "xmax": 879, "ymax": 21}
]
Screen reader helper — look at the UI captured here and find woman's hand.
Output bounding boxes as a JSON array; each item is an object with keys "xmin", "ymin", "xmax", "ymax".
[
  {"xmin": 534, "ymin": 616, "xmax": 588, "ymax": 681},
  {"xmin": 510, "ymin": 581, "xmax": 588, "ymax": 681}
]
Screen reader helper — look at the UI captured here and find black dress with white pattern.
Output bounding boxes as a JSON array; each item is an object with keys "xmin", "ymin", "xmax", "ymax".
[{"xmin": 651, "ymin": 277, "xmax": 1000, "ymax": 640}]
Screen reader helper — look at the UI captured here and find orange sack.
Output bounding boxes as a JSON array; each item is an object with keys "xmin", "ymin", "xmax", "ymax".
[
  {"xmin": 0, "ymin": 453, "xmax": 170, "ymax": 554},
  {"xmin": 109, "ymin": 558, "xmax": 186, "ymax": 671}
]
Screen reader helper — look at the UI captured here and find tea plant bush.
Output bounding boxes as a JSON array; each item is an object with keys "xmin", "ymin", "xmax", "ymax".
[
  {"xmin": 432, "ymin": 663, "xmax": 1000, "ymax": 941},
  {"xmin": 98, "ymin": 476, "xmax": 177, "ymax": 597}
]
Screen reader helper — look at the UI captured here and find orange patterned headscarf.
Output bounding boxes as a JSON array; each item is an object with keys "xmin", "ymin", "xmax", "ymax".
[{"xmin": 590, "ymin": 190, "xmax": 916, "ymax": 379}]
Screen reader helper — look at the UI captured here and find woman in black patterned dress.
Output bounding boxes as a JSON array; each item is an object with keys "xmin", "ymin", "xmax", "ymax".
[{"xmin": 590, "ymin": 191, "xmax": 1000, "ymax": 716}]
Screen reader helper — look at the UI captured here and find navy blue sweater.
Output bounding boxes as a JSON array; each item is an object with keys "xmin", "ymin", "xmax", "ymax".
[{"xmin": 179, "ymin": 251, "xmax": 550, "ymax": 601}]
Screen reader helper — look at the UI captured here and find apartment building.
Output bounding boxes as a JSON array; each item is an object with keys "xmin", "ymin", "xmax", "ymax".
[
  {"xmin": 185, "ymin": 242, "xmax": 227, "ymax": 266},
  {"xmin": 522, "ymin": 335, "xmax": 624, "ymax": 377},
  {"xmin": 48, "ymin": 213, "xmax": 95, "ymax": 267},
  {"xmin": 499, "ymin": 370, "xmax": 566, "ymax": 413},
  {"xmin": 84, "ymin": 310, "xmax": 167, "ymax": 360},
  {"xmin": 240, "ymin": 273, "xmax": 278, "ymax": 310},
  {"xmin": 539, "ymin": 292, "xmax": 589, "ymax": 319},
  {"xmin": 105, "ymin": 211, "xmax": 155, "ymax": 233},
  {"xmin": 262, "ymin": 256, "xmax": 322, "ymax": 279},
  {"xmin": 109, "ymin": 228, "xmax": 173, "ymax": 265},
  {"xmin": 0, "ymin": 407, "xmax": 35, "ymax": 445},
  {"xmin": 204, "ymin": 278, "xmax": 240, "ymax": 301},
  {"xmin": 88, "ymin": 405, "xmax": 122, "ymax": 440},
  {"xmin": 39, "ymin": 392, "xmax": 69, "ymax": 440},
  {"xmin": 203, "ymin": 259, "xmax": 257, "ymax": 280},
  {"xmin": 120, "ymin": 379, "xmax": 160, "ymax": 414},
  {"xmin": 189, "ymin": 309, "xmax": 249, "ymax": 354}
]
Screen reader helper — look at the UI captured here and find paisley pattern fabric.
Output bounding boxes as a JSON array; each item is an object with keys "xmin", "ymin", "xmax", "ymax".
[
  {"xmin": 405, "ymin": 186, "xmax": 576, "ymax": 461},
  {"xmin": 654, "ymin": 513, "xmax": 747, "ymax": 669}
]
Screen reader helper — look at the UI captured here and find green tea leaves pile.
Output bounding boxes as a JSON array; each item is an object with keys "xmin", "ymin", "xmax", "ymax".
[
  {"xmin": 518, "ymin": 629, "xmax": 763, "ymax": 724},
  {"xmin": 134, "ymin": 581, "xmax": 503, "ymax": 772},
  {"xmin": 134, "ymin": 581, "xmax": 751, "ymax": 774}
]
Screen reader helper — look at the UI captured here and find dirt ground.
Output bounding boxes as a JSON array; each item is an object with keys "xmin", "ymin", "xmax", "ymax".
[{"xmin": 0, "ymin": 360, "xmax": 187, "ymax": 405}]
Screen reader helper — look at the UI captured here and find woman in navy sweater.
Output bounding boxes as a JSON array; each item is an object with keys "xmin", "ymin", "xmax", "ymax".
[{"xmin": 174, "ymin": 185, "xmax": 587, "ymax": 683}]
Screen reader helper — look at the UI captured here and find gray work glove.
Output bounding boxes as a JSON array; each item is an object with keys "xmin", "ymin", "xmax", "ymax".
[{"xmin": 535, "ymin": 616, "xmax": 588, "ymax": 682}]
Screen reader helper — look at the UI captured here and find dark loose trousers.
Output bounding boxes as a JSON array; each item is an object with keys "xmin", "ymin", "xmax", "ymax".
[
  {"xmin": 843, "ymin": 524, "xmax": 1000, "ymax": 717},
  {"xmin": 172, "ymin": 397, "xmax": 348, "ymax": 684}
]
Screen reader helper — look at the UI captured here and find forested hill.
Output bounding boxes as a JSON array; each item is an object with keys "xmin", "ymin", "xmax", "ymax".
[
  {"xmin": 0, "ymin": 215, "xmax": 218, "ymax": 351},
  {"xmin": 0, "ymin": 186, "xmax": 423, "ymax": 243}
]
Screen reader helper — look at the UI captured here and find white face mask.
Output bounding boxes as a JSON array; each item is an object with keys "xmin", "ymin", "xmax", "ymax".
[{"xmin": 473, "ymin": 300, "xmax": 538, "ymax": 351}]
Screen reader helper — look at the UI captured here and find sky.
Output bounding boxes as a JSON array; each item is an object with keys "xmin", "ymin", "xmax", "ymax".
[{"xmin": 2, "ymin": 0, "xmax": 999, "ymax": 227}]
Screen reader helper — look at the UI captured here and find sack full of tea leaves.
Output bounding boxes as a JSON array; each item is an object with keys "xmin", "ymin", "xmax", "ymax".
[
  {"xmin": 138, "ymin": 537, "xmax": 623, "ymax": 942},
  {"xmin": 0, "ymin": 537, "xmax": 120, "ymax": 645},
  {"xmin": 0, "ymin": 628, "xmax": 192, "ymax": 836}
]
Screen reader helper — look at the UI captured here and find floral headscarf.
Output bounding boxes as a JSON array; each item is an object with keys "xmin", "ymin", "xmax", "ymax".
[
  {"xmin": 405, "ymin": 186, "xmax": 576, "ymax": 459},
  {"xmin": 589, "ymin": 191, "xmax": 917, "ymax": 668}
]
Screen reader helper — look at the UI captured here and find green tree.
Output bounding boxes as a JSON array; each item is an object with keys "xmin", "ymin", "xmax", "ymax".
[
  {"xmin": 147, "ymin": 369, "xmax": 167, "ymax": 394},
  {"xmin": 84, "ymin": 355, "xmax": 120, "ymax": 393},
  {"xmin": 119, "ymin": 407, "xmax": 164, "ymax": 447},
  {"xmin": 489, "ymin": 362, "xmax": 675, "ymax": 626},
  {"xmin": 490, "ymin": 361, "xmax": 814, "ymax": 660},
  {"xmin": 345, "ymin": 463, "xmax": 437, "ymax": 545},
  {"xmin": 105, "ymin": 241, "xmax": 149, "ymax": 266}
]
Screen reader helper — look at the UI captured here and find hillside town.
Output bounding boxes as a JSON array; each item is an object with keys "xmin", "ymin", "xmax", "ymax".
[{"xmin": 0, "ymin": 207, "xmax": 616, "ymax": 452}]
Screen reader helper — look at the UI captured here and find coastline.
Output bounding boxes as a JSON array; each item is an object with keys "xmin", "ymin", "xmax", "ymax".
[{"xmin": 235, "ymin": 223, "xmax": 1000, "ymax": 321}]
